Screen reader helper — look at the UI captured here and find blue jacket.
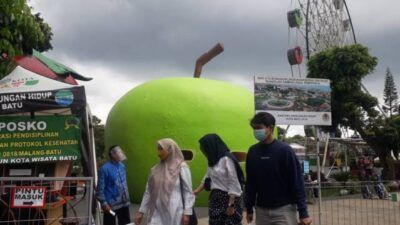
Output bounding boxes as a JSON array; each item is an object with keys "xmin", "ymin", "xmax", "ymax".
[{"xmin": 97, "ymin": 161, "xmax": 130, "ymax": 210}]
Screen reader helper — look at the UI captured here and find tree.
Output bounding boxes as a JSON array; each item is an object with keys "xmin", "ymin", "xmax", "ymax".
[
  {"xmin": 92, "ymin": 115, "xmax": 106, "ymax": 162},
  {"xmin": 307, "ymin": 44, "xmax": 379, "ymax": 135},
  {"xmin": 285, "ymin": 134, "xmax": 305, "ymax": 144},
  {"xmin": 307, "ymin": 44, "xmax": 399, "ymax": 179},
  {"xmin": 0, "ymin": 0, "xmax": 53, "ymax": 77},
  {"xmin": 382, "ymin": 68, "xmax": 399, "ymax": 117},
  {"xmin": 277, "ymin": 126, "xmax": 286, "ymax": 140}
]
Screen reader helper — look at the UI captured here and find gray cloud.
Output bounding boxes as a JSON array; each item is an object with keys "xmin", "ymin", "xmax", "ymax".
[
  {"xmin": 28, "ymin": 0, "xmax": 400, "ymax": 125},
  {"xmin": 31, "ymin": 1, "xmax": 290, "ymax": 78}
]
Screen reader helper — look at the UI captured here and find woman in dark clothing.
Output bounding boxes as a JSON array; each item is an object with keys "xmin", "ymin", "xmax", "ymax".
[{"xmin": 193, "ymin": 134, "xmax": 245, "ymax": 225}]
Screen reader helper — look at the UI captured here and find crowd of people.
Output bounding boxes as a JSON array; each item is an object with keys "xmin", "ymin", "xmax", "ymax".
[{"xmin": 96, "ymin": 112, "xmax": 312, "ymax": 225}]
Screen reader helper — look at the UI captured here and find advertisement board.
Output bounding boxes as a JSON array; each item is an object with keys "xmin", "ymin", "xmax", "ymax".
[
  {"xmin": 255, "ymin": 76, "xmax": 332, "ymax": 126},
  {"xmin": 0, "ymin": 115, "xmax": 82, "ymax": 164}
]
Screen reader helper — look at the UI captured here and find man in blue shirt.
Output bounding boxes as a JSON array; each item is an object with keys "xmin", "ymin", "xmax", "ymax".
[
  {"xmin": 97, "ymin": 145, "xmax": 131, "ymax": 225},
  {"xmin": 245, "ymin": 112, "xmax": 312, "ymax": 225}
]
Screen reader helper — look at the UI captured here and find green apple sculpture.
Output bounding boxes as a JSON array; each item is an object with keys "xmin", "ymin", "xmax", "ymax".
[{"xmin": 105, "ymin": 77, "xmax": 276, "ymax": 206}]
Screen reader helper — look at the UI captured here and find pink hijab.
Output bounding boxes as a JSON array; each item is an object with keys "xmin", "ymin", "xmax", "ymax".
[{"xmin": 147, "ymin": 138, "xmax": 185, "ymax": 218}]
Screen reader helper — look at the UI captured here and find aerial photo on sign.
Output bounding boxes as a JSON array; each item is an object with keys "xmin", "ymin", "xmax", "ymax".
[{"xmin": 254, "ymin": 76, "xmax": 332, "ymax": 126}]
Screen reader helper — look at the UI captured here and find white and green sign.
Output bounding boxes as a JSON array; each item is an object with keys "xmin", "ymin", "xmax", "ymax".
[{"xmin": 0, "ymin": 115, "xmax": 82, "ymax": 164}]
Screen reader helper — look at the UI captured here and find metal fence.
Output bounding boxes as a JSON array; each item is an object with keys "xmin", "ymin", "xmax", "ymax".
[
  {"xmin": 0, "ymin": 177, "xmax": 94, "ymax": 225},
  {"xmin": 305, "ymin": 181, "xmax": 400, "ymax": 225}
]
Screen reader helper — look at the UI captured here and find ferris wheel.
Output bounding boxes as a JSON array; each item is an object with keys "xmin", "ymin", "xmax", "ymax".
[
  {"xmin": 287, "ymin": 0, "xmax": 357, "ymax": 75},
  {"xmin": 285, "ymin": 0, "xmax": 387, "ymax": 134}
]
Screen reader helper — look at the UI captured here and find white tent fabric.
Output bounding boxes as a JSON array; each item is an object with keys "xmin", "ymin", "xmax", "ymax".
[
  {"xmin": 290, "ymin": 143, "xmax": 306, "ymax": 155},
  {"xmin": 290, "ymin": 143, "xmax": 306, "ymax": 150},
  {"xmin": 0, "ymin": 66, "xmax": 75, "ymax": 93}
]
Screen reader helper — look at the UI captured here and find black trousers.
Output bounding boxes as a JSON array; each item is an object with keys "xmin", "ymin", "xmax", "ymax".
[
  {"xmin": 209, "ymin": 189, "xmax": 242, "ymax": 225},
  {"xmin": 103, "ymin": 206, "xmax": 131, "ymax": 225}
]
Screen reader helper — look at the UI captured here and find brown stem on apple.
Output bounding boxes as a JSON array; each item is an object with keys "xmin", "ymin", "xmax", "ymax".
[{"xmin": 194, "ymin": 43, "xmax": 224, "ymax": 78}]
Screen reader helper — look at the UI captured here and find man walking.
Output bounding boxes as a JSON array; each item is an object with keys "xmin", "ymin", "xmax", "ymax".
[
  {"xmin": 245, "ymin": 112, "xmax": 312, "ymax": 225},
  {"xmin": 97, "ymin": 145, "xmax": 131, "ymax": 225}
]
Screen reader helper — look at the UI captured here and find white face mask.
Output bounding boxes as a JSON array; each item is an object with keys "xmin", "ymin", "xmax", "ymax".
[{"xmin": 111, "ymin": 146, "xmax": 127, "ymax": 161}]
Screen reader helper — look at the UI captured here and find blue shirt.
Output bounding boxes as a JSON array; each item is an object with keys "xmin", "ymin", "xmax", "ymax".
[
  {"xmin": 97, "ymin": 161, "xmax": 130, "ymax": 210},
  {"xmin": 245, "ymin": 140, "xmax": 309, "ymax": 219}
]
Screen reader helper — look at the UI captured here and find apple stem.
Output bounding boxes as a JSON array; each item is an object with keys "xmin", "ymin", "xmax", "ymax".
[{"xmin": 194, "ymin": 43, "xmax": 224, "ymax": 78}]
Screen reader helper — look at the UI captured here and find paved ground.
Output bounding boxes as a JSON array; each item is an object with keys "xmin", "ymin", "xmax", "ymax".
[
  {"xmin": 3, "ymin": 192, "xmax": 398, "ymax": 225},
  {"xmin": 129, "ymin": 198, "xmax": 400, "ymax": 225},
  {"xmin": 130, "ymin": 204, "xmax": 213, "ymax": 225},
  {"xmin": 306, "ymin": 198, "xmax": 400, "ymax": 225}
]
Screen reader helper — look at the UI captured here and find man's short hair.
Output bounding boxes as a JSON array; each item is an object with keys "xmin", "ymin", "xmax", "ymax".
[
  {"xmin": 250, "ymin": 112, "xmax": 276, "ymax": 127},
  {"xmin": 108, "ymin": 145, "xmax": 119, "ymax": 157}
]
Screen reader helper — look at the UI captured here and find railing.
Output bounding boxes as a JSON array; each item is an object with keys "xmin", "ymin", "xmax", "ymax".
[
  {"xmin": 305, "ymin": 180, "xmax": 400, "ymax": 225},
  {"xmin": 0, "ymin": 177, "xmax": 94, "ymax": 225}
]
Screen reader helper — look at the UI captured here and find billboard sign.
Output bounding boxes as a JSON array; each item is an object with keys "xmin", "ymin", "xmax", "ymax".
[{"xmin": 254, "ymin": 76, "xmax": 332, "ymax": 125}]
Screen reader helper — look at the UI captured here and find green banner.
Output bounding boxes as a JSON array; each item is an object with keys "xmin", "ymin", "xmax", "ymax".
[{"xmin": 0, "ymin": 115, "xmax": 82, "ymax": 164}]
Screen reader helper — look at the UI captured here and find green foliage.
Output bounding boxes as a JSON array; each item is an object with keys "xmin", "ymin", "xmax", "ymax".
[
  {"xmin": 285, "ymin": 134, "xmax": 305, "ymax": 143},
  {"xmin": 382, "ymin": 68, "xmax": 399, "ymax": 117},
  {"xmin": 307, "ymin": 44, "xmax": 379, "ymax": 135},
  {"xmin": 92, "ymin": 115, "xmax": 106, "ymax": 161},
  {"xmin": 386, "ymin": 115, "xmax": 400, "ymax": 158},
  {"xmin": 277, "ymin": 126, "xmax": 286, "ymax": 140},
  {"xmin": 0, "ymin": 0, "xmax": 53, "ymax": 77},
  {"xmin": 307, "ymin": 44, "xmax": 400, "ymax": 179},
  {"xmin": 331, "ymin": 171, "xmax": 351, "ymax": 182},
  {"xmin": 306, "ymin": 97, "xmax": 325, "ymax": 107}
]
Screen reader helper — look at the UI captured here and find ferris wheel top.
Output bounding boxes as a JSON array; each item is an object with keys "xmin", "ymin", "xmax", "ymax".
[{"xmin": 288, "ymin": 0, "xmax": 357, "ymax": 62}]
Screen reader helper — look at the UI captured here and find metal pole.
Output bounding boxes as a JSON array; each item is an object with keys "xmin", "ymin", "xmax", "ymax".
[
  {"xmin": 305, "ymin": 0, "xmax": 311, "ymax": 60},
  {"xmin": 343, "ymin": 0, "xmax": 357, "ymax": 44},
  {"xmin": 316, "ymin": 126, "xmax": 322, "ymax": 225},
  {"xmin": 88, "ymin": 177, "xmax": 94, "ymax": 225},
  {"xmin": 344, "ymin": 146, "xmax": 348, "ymax": 172},
  {"xmin": 321, "ymin": 134, "xmax": 330, "ymax": 174}
]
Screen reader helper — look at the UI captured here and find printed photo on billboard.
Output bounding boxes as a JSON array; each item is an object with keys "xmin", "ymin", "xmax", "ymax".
[{"xmin": 254, "ymin": 76, "xmax": 332, "ymax": 125}]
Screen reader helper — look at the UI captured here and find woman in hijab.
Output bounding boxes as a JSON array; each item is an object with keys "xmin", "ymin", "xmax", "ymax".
[
  {"xmin": 134, "ymin": 138, "xmax": 195, "ymax": 225},
  {"xmin": 193, "ymin": 134, "xmax": 245, "ymax": 225}
]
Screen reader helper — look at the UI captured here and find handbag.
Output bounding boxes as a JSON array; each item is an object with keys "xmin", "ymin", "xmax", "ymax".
[{"xmin": 179, "ymin": 174, "xmax": 198, "ymax": 225}]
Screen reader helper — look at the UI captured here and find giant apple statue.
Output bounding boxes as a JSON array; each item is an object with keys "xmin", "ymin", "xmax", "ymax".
[{"xmin": 105, "ymin": 77, "xmax": 277, "ymax": 205}]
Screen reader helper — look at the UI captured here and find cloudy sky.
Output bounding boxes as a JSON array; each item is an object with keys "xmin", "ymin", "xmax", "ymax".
[{"xmin": 29, "ymin": 0, "xmax": 400, "ymax": 136}]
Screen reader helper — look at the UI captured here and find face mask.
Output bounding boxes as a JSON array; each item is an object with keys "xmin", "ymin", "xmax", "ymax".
[{"xmin": 253, "ymin": 128, "xmax": 267, "ymax": 142}]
